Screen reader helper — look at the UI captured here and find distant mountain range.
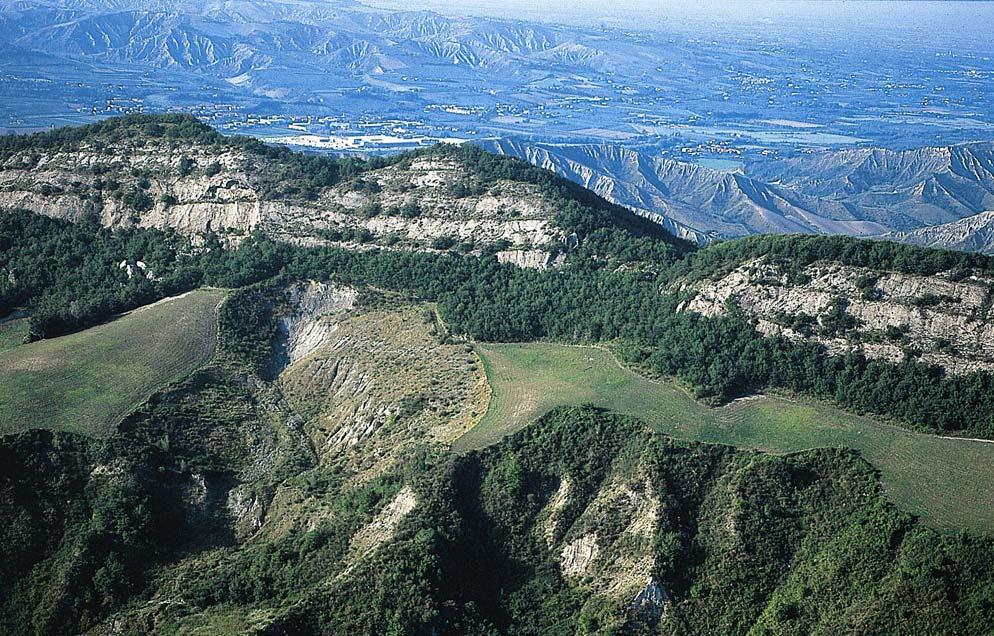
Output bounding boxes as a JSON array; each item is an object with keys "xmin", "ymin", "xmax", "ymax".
[
  {"xmin": 5, "ymin": 1, "xmax": 994, "ymax": 255},
  {"xmin": 882, "ymin": 211, "xmax": 994, "ymax": 254},
  {"xmin": 1, "ymin": 1, "xmax": 603, "ymax": 86},
  {"xmin": 482, "ymin": 139, "xmax": 994, "ymax": 252}
]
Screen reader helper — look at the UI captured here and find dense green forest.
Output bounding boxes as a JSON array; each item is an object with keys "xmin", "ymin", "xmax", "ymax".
[
  {"xmin": 2, "ymin": 204, "xmax": 992, "ymax": 436},
  {"xmin": 0, "ymin": 211, "xmax": 195, "ymax": 338}
]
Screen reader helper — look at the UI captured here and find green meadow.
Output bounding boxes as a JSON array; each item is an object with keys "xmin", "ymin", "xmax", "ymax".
[
  {"xmin": 463, "ymin": 342, "xmax": 994, "ymax": 534},
  {"xmin": 0, "ymin": 289, "xmax": 225, "ymax": 437}
]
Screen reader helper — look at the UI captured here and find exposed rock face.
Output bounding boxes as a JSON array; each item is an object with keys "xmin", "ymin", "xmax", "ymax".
[
  {"xmin": 561, "ymin": 533, "xmax": 599, "ymax": 577},
  {"xmin": 0, "ymin": 142, "xmax": 270, "ymax": 233},
  {"xmin": 278, "ymin": 304, "xmax": 490, "ymax": 471},
  {"xmin": 544, "ymin": 466, "xmax": 663, "ymax": 603},
  {"xmin": 484, "ymin": 139, "xmax": 890, "ymax": 243},
  {"xmin": 541, "ymin": 476, "xmax": 570, "ymax": 547},
  {"xmin": 226, "ymin": 484, "xmax": 268, "ymax": 540},
  {"xmin": 496, "ymin": 249, "xmax": 564, "ymax": 270},
  {"xmin": 682, "ymin": 256, "xmax": 994, "ymax": 374},
  {"xmin": 314, "ymin": 155, "xmax": 561, "ymax": 254},
  {"xmin": 118, "ymin": 259, "xmax": 152, "ymax": 280},
  {"xmin": 275, "ymin": 281, "xmax": 358, "ymax": 369},
  {"xmin": 0, "ymin": 136, "xmax": 567, "ymax": 266},
  {"xmin": 183, "ymin": 473, "xmax": 209, "ymax": 509},
  {"xmin": 630, "ymin": 578, "xmax": 671, "ymax": 623},
  {"xmin": 204, "ymin": 299, "xmax": 489, "ymax": 556},
  {"xmin": 348, "ymin": 486, "xmax": 418, "ymax": 560}
]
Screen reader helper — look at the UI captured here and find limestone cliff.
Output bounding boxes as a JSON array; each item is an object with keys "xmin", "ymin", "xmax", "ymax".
[
  {"xmin": 681, "ymin": 256, "xmax": 994, "ymax": 374},
  {"xmin": 0, "ymin": 119, "xmax": 598, "ymax": 268}
]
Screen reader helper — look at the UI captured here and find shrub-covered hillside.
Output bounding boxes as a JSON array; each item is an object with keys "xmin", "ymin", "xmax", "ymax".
[
  {"xmin": 5, "ymin": 405, "xmax": 994, "ymax": 635},
  {"xmin": 7, "ymin": 197, "xmax": 994, "ymax": 437}
]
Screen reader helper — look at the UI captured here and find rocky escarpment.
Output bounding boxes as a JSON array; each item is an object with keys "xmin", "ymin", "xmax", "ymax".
[
  {"xmin": 547, "ymin": 470, "xmax": 662, "ymax": 602},
  {"xmin": 680, "ymin": 256, "xmax": 994, "ymax": 374},
  {"xmin": 0, "ymin": 140, "xmax": 266, "ymax": 233},
  {"xmin": 0, "ymin": 119, "xmax": 594, "ymax": 268},
  {"xmin": 313, "ymin": 154, "xmax": 562, "ymax": 255},
  {"xmin": 277, "ymin": 302, "xmax": 491, "ymax": 472},
  {"xmin": 0, "ymin": 147, "xmax": 558, "ymax": 247},
  {"xmin": 272, "ymin": 281, "xmax": 358, "ymax": 371}
]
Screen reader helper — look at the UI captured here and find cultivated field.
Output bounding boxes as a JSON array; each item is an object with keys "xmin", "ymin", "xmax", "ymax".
[
  {"xmin": 463, "ymin": 342, "xmax": 994, "ymax": 534},
  {"xmin": 0, "ymin": 289, "xmax": 226, "ymax": 437}
]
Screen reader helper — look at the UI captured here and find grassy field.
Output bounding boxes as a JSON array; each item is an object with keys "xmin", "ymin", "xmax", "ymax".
[
  {"xmin": 461, "ymin": 342, "xmax": 994, "ymax": 534},
  {"xmin": 0, "ymin": 312, "xmax": 28, "ymax": 353},
  {"xmin": 0, "ymin": 289, "xmax": 226, "ymax": 438}
]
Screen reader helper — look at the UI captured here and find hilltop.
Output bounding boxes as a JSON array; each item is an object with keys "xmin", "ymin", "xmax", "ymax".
[{"xmin": 0, "ymin": 114, "xmax": 685, "ymax": 268}]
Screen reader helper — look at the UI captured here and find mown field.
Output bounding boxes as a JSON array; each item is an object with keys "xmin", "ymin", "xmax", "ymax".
[
  {"xmin": 0, "ymin": 289, "xmax": 226, "ymax": 437},
  {"xmin": 462, "ymin": 342, "xmax": 994, "ymax": 534}
]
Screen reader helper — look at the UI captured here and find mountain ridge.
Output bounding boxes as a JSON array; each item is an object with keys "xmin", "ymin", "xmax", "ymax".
[
  {"xmin": 0, "ymin": 114, "xmax": 686, "ymax": 268},
  {"xmin": 483, "ymin": 138, "xmax": 994, "ymax": 252}
]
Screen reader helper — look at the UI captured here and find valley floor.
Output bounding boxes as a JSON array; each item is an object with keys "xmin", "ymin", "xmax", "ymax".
[{"xmin": 464, "ymin": 342, "xmax": 994, "ymax": 534}]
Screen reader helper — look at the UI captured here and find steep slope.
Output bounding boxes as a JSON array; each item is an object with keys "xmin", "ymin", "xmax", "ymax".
[
  {"xmin": 751, "ymin": 143, "xmax": 994, "ymax": 229},
  {"xmin": 8, "ymin": 381, "xmax": 994, "ymax": 636},
  {"xmin": 883, "ymin": 209, "xmax": 994, "ymax": 254},
  {"xmin": 681, "ymin": 255, "xmax": 994, "ymax": 374},
  {"xmin": 95, "ymin": 409, "xmax": 994, "ymax": 632},
  {"xmin": 9, "ymin": 116, "xmax": 994, "ymax": 635},
  {"xmin": 0, "ymin": 115, "xmax": 684, "ymax": 267},
  {"xmin": 754, "ymin": 143, "xmax": 994, "ymax": 200},
  {"xmin": 665, "ymin": 232, "xmax": 994, "ymax": 385},
  {"xmin": 20, "ymin": 11, "xmax": 261, "ymax": 74},
  {"xmin": 0, "ymin": 282, "xmax": 491, "ymax": 635},
  {"xmin": 483, "ymin": 139, "xmax": 994, "ymax": 249}
]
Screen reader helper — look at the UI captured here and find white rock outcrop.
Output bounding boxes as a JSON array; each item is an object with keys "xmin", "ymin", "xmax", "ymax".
[
  {"xmin": 683, "ymin": 257, "xmax": 994, "ymax": 374},
  {"xmin": 630, "ymin": 578, "xmax": 671, "ymax": 622},
  {"xmin": 348, "ymin": 486, "xmax": 417, "ymax": 558},
  {"xmin": 278, "ymin": 282, "xmax": 358, "ymax": 367},
  {"xmin": 497, "ymin": 249, "xmax": 564, "ymax": 270},
  {"xmin": 0, "ymin": 143, "xmax": 566, "ymax": 258},
  {"xmin": 561, "ymin": 533, "xmax": 599, "ymax": 577}
]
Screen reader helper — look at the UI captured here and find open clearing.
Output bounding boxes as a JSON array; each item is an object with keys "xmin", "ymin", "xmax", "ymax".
[
  {"xmin": 0, "ymin": 289, "xmax": 225, "ymax": 437},
  {"xmin": 0, "ymin": 314, "xmax": 28, "ymax": 353},
  {"xmin": 462, "ymin": 342, "xmax": 994, "ymax": 534}
]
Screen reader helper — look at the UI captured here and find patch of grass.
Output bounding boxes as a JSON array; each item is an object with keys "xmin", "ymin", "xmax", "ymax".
[
  {"xmin": 157, "ymin": 605, "xmax": 281, "ymax": 635},
  {"xmin": 0, "ymin": 289, "xmax": 225, "ymax": 437},
  {"xmin": 462, "ymin": 342, "xmax": 994, "ymax": 534},
  {"xmin": 0, "ymin": 316, "xmax": 28, "ymax": 353}
]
